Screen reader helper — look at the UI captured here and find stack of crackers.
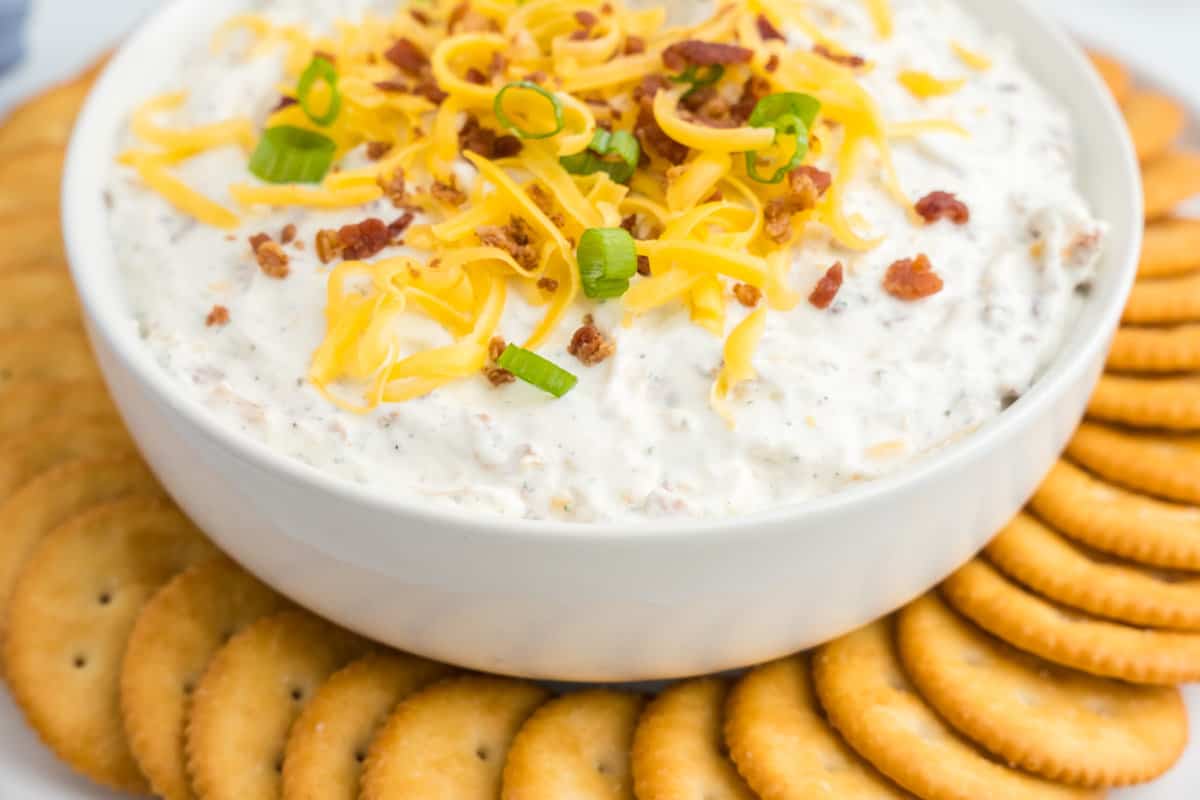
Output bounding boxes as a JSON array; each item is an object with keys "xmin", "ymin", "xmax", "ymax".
[{"xmin": 0, "ymin": 51, "xmax": 1197, "ymax": 800}]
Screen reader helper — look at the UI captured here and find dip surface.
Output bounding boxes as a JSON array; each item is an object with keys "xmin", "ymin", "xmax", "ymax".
[{"xmin": 108, "ymin": 0, "xmax": 1104, "ymax": 522}]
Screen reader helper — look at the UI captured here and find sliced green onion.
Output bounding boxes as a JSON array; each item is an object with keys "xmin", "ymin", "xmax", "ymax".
[
  {"xmin": 577, "ymin": 227, "xmax": 637, "ymax": 299},
  {"xmin": 671, "ymin": 64, "xmax": 725, "ymax": 100},
  {"xmin": 248, "ymin": 126, "xmax": 337, "ymax": 184},
  {"xmin": 494, "ymin": 81, "xmax": 565, "ymax": 140},
  {"xmin": 559, "ymin": 129, "xmax": 640, "ymax": 183},
  {"xmin": 296, "ymin": 56, "xmax": 342, "ymax": 127},
  {"xmin": 497, "ymin": 345, "xmax": 578, "ymax": 397},
  {"xmin": 744, "ymin": 92, "xmax": 822, "ymax": 184}
]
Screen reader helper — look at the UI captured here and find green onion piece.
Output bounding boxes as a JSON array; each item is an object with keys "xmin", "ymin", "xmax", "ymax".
[
  {"xmin": 296, "ymin": 56, "xmax": 342, "ymax": 127},
  {"xmin": 497, "ymin": 345, "xmax": 578, "ymax": 397},
  {"xmin": 744, "ymin": 92, "xmax": 822, "ymax": 184},
  {"xmin": 577, "ymin": 227, "xmax": 637, "ymax": 299},
  {"xmin": 494, "ymin": 81, "xmax": 565, "ymax": 140},
  {"xmin": 671, "ymin": 64, "xmax": 725, "ymax": 100},
  {"xmin": 559, "ymin": 129, "xmax": 640, "ymax": 183},
  {"xmin": 248, "ymin": 126, "xmax": 337, "ymax": 184}
]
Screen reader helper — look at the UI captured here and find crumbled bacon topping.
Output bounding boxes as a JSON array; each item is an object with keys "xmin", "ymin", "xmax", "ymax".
[
  {"xmin": 633, "ymin": 76, "xmax": 689, "ymax": 164},
  {"xmin": 280, "ymin": 224, "xmax": 297, "ymax": 244},
  {"xmin": 388, "ymin": 212, "xmax": 415, "ymax": 239},
  {"xmin": 527, "ymin": 184, "xmax": 566, "ymax": 229},
  {"xmin": 414, "ymin": 76, "xmax": 449, "ymax": 105},
  {"xmin": 465, "ymin": 67, "xmax": 487, "ymax": 85},
  {"xmin": 315, "ymin": 229, "xmax": 342, "ymax": 264},
  {"xmin": 731, "ymin": 75, "xmax": 771, "ymax": 124},
  {"xmin": 756, "ymin": 14, "xmax": 786, "ymax": 42},
  {"xmin": 537, "ymin": 276, "xmax": 559, "ymax": 293},
  {"xmin": 272, "ymin": 96, "xmax": 298, "ymax": 112},
  {"xmin": 915, "ymin": 191, "xmax": 970, "ymax": 225},
  {"xmin": 574, "ymin": 10, "xmax": 598, "ymax": 28},
  {"xmin": 623, "ymin": 35, "xmax": 646, "ymax": 55},
  {"xmin": 337, "ymin": 218, "xmax": 393, "ymax": 260},
  {"xmin": 733, "ymin": 283, "xmax": 762, "ymax": 307},
  {"xmin": 662, "ymin": 40, "xmax": 753, "ymax": 71},
  {"xmin": 808, "ymin": 262, "xmax": 844, "ymax": 309},
  {"xmin": 477, "ymin": 216, "xmax": 539, "ymax": 271},
  {"xmin": 637, "ymin": 255, "xmax": 651, "ymax": 276},
  {"xmin": 205, "ymin": 305, "xmax": 230, "ymax": 327},
  {"xmin": 254, "ymin": 240, "xmax": 290, "ymax": 279},
  {"xmin": 765, "ymin": 53, "xmax": 780, "ymax": 73},
  {"xmin": 385, "ymin": 39, "xmax": 427, "ymax": 74},
  {"xmin": 620, "ymin": 212, "xmax": 662, "ymax": 241},
  {"xmin": 377, "ymin": 167, "xmax": 407, "ymax": 206},
  {"xmin": 484, "ymin": 335, "xmax": 515, "ymax": 386},
  {"xmin": 448, "ymin": 2, "xmax": 499, "ymax": 33},
  {"xmin": 365, "ymin": 141, "xmax": 393, "ymax": 161},
  {"xmin": 374, "ymin": 79, "xmax": 409, "ymax": 93},
  {"xmin": 458, "ymin": 114, "xmax": 522, "ymax": 159},
  {"xmin": 813, "ymin": 44, "xmax": 865, "ymax": 68},
  {"xmin": 883, "ymin": 254, "xmax": 943, "ymax": 300},
  {"xmin": 568, "ymin": 316, "xmax": 615, "ymax": 366},
  {"xmin": 410, "ymin": 7, "xmax": 431, "ymax": 25},
  {"xmin": 430, "ymin": 178, "xmax": 467, "ymax": 207},
  {"xmin": 249, "ymin": 233, "xmax": 271, "ymax": 254},
  {"xmin": 763, "ymin": 165, "xmax": 833, "ymax": 242}
]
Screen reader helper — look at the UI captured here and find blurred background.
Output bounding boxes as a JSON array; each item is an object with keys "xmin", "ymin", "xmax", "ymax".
[{"xmin": 0, "ymin": 0, "xmax": 1198, "ymax": 115}]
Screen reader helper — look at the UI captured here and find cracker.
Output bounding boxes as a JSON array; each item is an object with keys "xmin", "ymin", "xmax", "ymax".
[
  {"xmin": 0, "ymin": 147, "xmax": 66, "ymax": 215},
  {"xmin": 1088, "ymin": 374, "xmax": 1200, "ymax": 430},
  {"xmin": 3, "ymin": 497, "xmax": 217, "ymax": 792},
  {"xmin": 631, "ymin": 677, "xmax": 756, "ymax": 800},
  {"xmin": 898, "ymin": 592, "xmax": 1187, "ymax": 787},
  {"xmin": 988, "ymin": 512, "xmax": 1200, "ymax": 629},
  {"xmin": 362, "ymin": 674, "xmax": 549, "ymax": 800},
  {"xmin": 1031, "ymin": 459, "xmax": 1200, "ymax": 570},
  {"xmin": 186, "ymin": 610, "xmax": 372, "ymax": 800},
  {"xmin": 811, "ymin": 619, "xmax": 1097, "ymax": 800},
  {"xmin": 0, "ymin": 213, "xmax": 67, "ymax": 273},
  {"xmin": 121, "ymin": 557, "xmax": 292, "ymax": 800},
  {"xmin": 1142, "ymin": 152, "xmax": 1200, "ymax": 221},
  {"xmin": 1086, "ymin": 51, "xmax": 1132, "ymax": 106},
  {"xmin": 0, "ymin": 415, "xmax": 136, "ymax": 505},
  {"xmin": 1123, "ymin": 272, "xmax": 1200, "ymax": 325},
  {"xmin": 1139, "ymin": 218, "xmax": 1200, "ymax": 278},
  {"xmin": 502, "ymin": 689, "xmax": 644, "ymax": 800},
  {"xmin": 1066, "ymin": 421, "xmax": 1200, "ymax": 507},
  {"xmin": 0, "ymin": 379, "xmax": 116, "ymax": 436},
  {"xmin": 1108, "ymin": 322, "xmax": 1200, "ymax": 372},
  {"xmin": 942, "ymin": 559, "xmax": 1200, "ymax": 684},
  {"xmin": 0, "ymin": 60, "xmax": 100, "ymax": 154},
  {"xmin": 282, "ymin": 651, "xmax": 453, "ymax": 800},
  {"xmin": 725, "ymin": 654, "xmax": 910, "ymax": 799},
  {"xmin": 0, "ymin": 326, "xmax": 101, "ymax": 386},
  {"xmin": 0, "ymin": 455, "xmax": 165, "ymax": 639},
  {"xmin": 0, "ymin": 269, "xmax": 80, "ymax": 329},
  {"xmin": 1123, "ymin": 92, "xmax": 1187, "ymax": 164}
]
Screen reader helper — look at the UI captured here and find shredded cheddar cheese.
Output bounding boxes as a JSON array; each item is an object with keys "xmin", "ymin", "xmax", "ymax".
[
  {"xmin": 951, "ymin": 41, "xmax": 992, "ymax": 71},
  {"xmin": 118, "ymin": 0, "xmax": 958, "ymax": 422},
  {"xmin": 898, "ymin": 70, "xmax": 967, "ymax": 99}
]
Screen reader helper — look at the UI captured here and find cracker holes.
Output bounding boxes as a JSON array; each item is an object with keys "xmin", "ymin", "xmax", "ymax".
[
  {"xmin": 290, "ymin": 687, "xmax": 304, "ymax": 702},
  {"xmin": 97, "ymin": 591, "xmax": 113, "ymax": 606},
  {"xmin": 72, "ymin": 654, "xmax": 88, "ymax": 669},
  {"xmin": 595, "ymin": 761, "xmax": 611, "ymax": 776},
  {"xmin": 354, "ymin": 750, "xmax": 366, "ymax": 764},
  {"xmin": 274, "ymin": 755, "xmax": 284, "ymax": 773},
  {"xmin": 475, "ymin": 746, "xmax": 490, "ymax": 762}
]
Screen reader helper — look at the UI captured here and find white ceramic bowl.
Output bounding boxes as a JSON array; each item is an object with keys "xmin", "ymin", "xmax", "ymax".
[{"xmin": 62, "ymin": 0, "xmax": 1140, "ymax": 681}]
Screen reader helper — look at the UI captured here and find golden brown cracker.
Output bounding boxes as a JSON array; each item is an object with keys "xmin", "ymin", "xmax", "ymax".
[
  {"xmin": 898, "ymin": 592, "xmax": 1187, "ymax": 787},
  {"xmin": 1031, "ymin": 459, "xmax": 1200, "ymax": 570},
  {"xmin": 942, "ymin": 559, "xmax": 1200, "ymax": 684},
  {"xmin": 1067, "ymin": 420, "xmax": 1200, "ymax": 506},
  {"xmin": 1108, "ymin": 322, "xmax": 1200, "ymax": 372},
  {"xmin": 1139, "ymin": 218, "xmax": 1200, "ymax": 278},
  {"xmin": 362, "ymin": 675, "xmax": 549, "ymax": 800},
  {"xmin": 811, "ymin": 619, "xmax": 1098, "ymax": 800},
  {"xmin": 502, "ymin": 689, "xmax": 644, "ymax": 800},
  {"xmin": 1088, "ymin": 373, "xmax": 1200, "ymax": 430},
  {"xmin": 631, "ymin": 677, "xmax": 756, "ymax": 800},
  {"xmin": 1086, "ymin": 51, "xmax": 1132, "ymax": 106},
  {"xmin": 0, "ymin": 269, "xmax": 81, "ymax": 328},
  {"xmin": 0, "ymin": 146, "xmax": 66, "ymax": 215},
  {"xmin": 0, "ymin": 455, "xmax": 165, "ymax": 639},
  {"xmin": 121, "ymin": 558, "xmax": 292, "ymax": 800},
  {"xmin": 0, "ymin": 415, "xmax": 136, "ymax": 504},
  {"xmin": 0, "ymin": 326, "xmax": 101, "ymax": 386},
  {"xmin": 3, "ymin": 497, "xmax": 217, "ymax": 792},
  {"xmin": 1123, "ymin": 272, "xmax": 1200, "ymax": 325},
  {"xmin": 725, "ymin": 654, "xmax": 910, "ymax": 799},
  {"xmin": 0, "ymin": 213, "xmax": 67, "ymax": 273},
  {"xmin": 0, "ymin": 379, "xmax": 117, "ymax": 436},
  {"xmin": 1124, "ymin": 92, "xmax": 1187, "ymax": 164},
  {"xmin": 186, "ymin": 610, "xmax": 372, "ymax": 800},
  {"xmin": 0, "ymin": 62, "xmax": 99, "ymax": 155},
  {"xmin": 1143, "ymin": 151, "xmax": 1200, "ymax": 221},
  {"xmin": 282, "ymin": 651, "xmax": 453, "ymax": 800}
]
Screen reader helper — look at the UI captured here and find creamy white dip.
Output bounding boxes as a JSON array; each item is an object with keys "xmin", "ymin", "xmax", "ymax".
[{"xmin": 108, "ymin": 0, "xmax": 1104, "ymax": 522}]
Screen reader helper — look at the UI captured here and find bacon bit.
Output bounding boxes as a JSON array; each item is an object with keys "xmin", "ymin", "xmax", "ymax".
[
  {"xmin": 568, "ymin": 319, "xmax": 615, "ymax": 366},
  {"xmin": 637, "ymin": 255, "xmax": 651, "ymax": 276},
  {"xmin": 337, "ymin": 218, "xmax": 392, "ymax": 260},
  {"xmin": 574, "ymin": 10, "xmax": 598, "ymax": 28},
  {"xmin": 484, "ymin": 335, "xmax": 514, "ymax": 386},
  {"xmin": 465, "ymin": 67, "xmax": 487, "ymax": 85},
  {"xmin": 813, "ymin": 44, "xmax": 866, "ymax": 68},
  {"xmin": 410, "ymin": 7, "xmax": 431, "ymax": 25},
  {"xmin": 662, "ymin": 40, "xmax": 753, "ymax": 71},
  {"xmin": 527, "ymin": 184, "xmax": 566, "ymax": 229},
  {"xmin": 385, "ymin": 39, "xmax": 428, "ymax": 74},
  {"xmin": 271, "ymin": 96, "xmax": 298, "ymax": 112},
  {"xmin": 488, "ymin": 52, "xmax": 507, "ymax": 78},
  {"xmin": 765, "ymin": 53, "xmax": 780, "ymax": 73},
  {"xmin": 523, "ymin": 70, "xmax": 549, "ymax": 84},
  {"xmin": 377, "ymin": 167, "xmax": 407, "ymax": 207},
  {"xmin": 448, "ymin": 2, "xmax": 499, "ymax": 33},
  {"xmin": 763, "ymin": 166, "xmax": 834, "ymax": 242},
  {"xmin": 731, "ymin": 75, "xmax": 771, "ymax": 124},
  {"xmin": 313, "ymin": 50, "xmax": 336, "ymax": 65},
  {"xmin": 248, "ymin": 232, "xmax": 271, "ymax": 254},
  {"xmin": 280, "ymin": 224, "xmax": 297, "ymax": 245},
  {"xmin": 488, "ymin": 336, "xmax": 507, "ymax": 361},
  {"xmin": 205, "ymin": 305, "xmax": 230, "ymax": 327},
  {"xmin": 623, "ymin": 35, "xmax": 646, "ymax": 55},
  {"xmin": 733, "ymin": 283, "xmax": 762, "ymax": 307},
  {"xmin": 459, "ymin": 114, "xmax": 522, "ymax": 159},
  {"xmin": 255, "ymin": 241, "xmax": 290, "ymax": 279},
  {"xmin": 635, "ymin": 105, "xmax": 689, "ymax": 165},
  {"xmin": 883, "ymin": 254, "xmax": 944, "ymax": 301},
  {"xmin": 388, "ymin": 211, "xmax": 415, "ymax": 239},
  {"xmin": 374, "ymin": 79, "xmax": 409, "ymax": 93},
  {"xmin": 430, "ymin": 178, "xmax": 467, "ymax": 207},
  {"xmin": 315, "ymin": 229, "xmax": 343, "ymax": 264},
  {"xmin": 537, "ymin": 277, "xmax": 559, "ymax": 293},
  {"xmin": 808, "ymin": 262, "xmax": 844, "ymax": 309},
  {"xmin": 915, "ymin": 191, "xmax": 970, "ymax": 225},
  {"xmin": 414, "ymin": 76, "xmax": 449, "ymax": 105},
  {"xmin": 365, "ymin": 141, "xmax": 393, "ymax": 161},
  {"xmin": 477, "ymin": 216, "xmax": 539, "ymax": 271},
  {"xmin": 620, "ymin": 213, "xmax": 662, "ymax": 241},
  {"xmin": 756, "ymin": 14, "xmax": 786, "ymax": 42}
]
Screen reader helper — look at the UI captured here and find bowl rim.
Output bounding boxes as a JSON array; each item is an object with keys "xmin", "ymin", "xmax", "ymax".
[{"xmin": 61, "ymin": 0, "xmax": 1143, "ymax": 542}]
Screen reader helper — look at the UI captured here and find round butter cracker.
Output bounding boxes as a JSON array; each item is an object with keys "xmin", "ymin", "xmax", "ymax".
[
  {"xmin": 0, "ymin": 213, "xmax": 67, "ymax": 274},
  {"xmin": 1142, "ymin": 151, "xmax": 1200, "ymax": 221},
  {"xmin": 0, "ymin": 57, "xmax": 103, "ymax": 155},
  {"xmin": 1124, "ymin": 91, "xmax": 1187, "ymax": 164},
  {"xmin": 0, "ymin": 379, "xmax": 117, "ymax": 437},
  {"xmin": 1123, "ymin": 272, "xmax": 1200, "ymax": 325},
  {"xmin": 898, "ymin": 592, "xmax": 1187, "ymax": 787},
  {"xmin": 502, "ymin": 688, "xmax": 644, "ymax": 800},
  {"xmin": 1086, "ymin": 51, "xmax": 1132, "ymax": 106},
  {"xmin": 1088, "ymin": 374, "xmax": 1200, "ymax": 431},
  {"xmin": 1067, "ymin": 421, "xmax": 1200, "ymax": 506},
  {"xmin": 0, "ymin": 148, "xmax": 66, "ymax": 216},
  {"xmin": 725, "ymin": 654, "xmax": 911, "ymax": 799},
  {"xmin": 0, "ymin": 269, "xmax": 81, "ymax": 329},
  {"xmin": 812, "ymin": 619, "xmax": 1098, "ymax": 800},
  {"xmin": 1108, "ymin": 322, "xmax": 1200, "ymax": 373},
  {"xmin": 0, "ymin": 415, "xmax": 136, "ymax": 505},
  {"xmin": 0, "ymin": 327, "xmax": 101, "ymax": 387},
  {"xmin": 1139, "ymin": 218, "xmax": 1200, "ymax": 278},
  {"xmin": 3, "ymin": 497, "xmax": 217, "ymax": 792}
]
